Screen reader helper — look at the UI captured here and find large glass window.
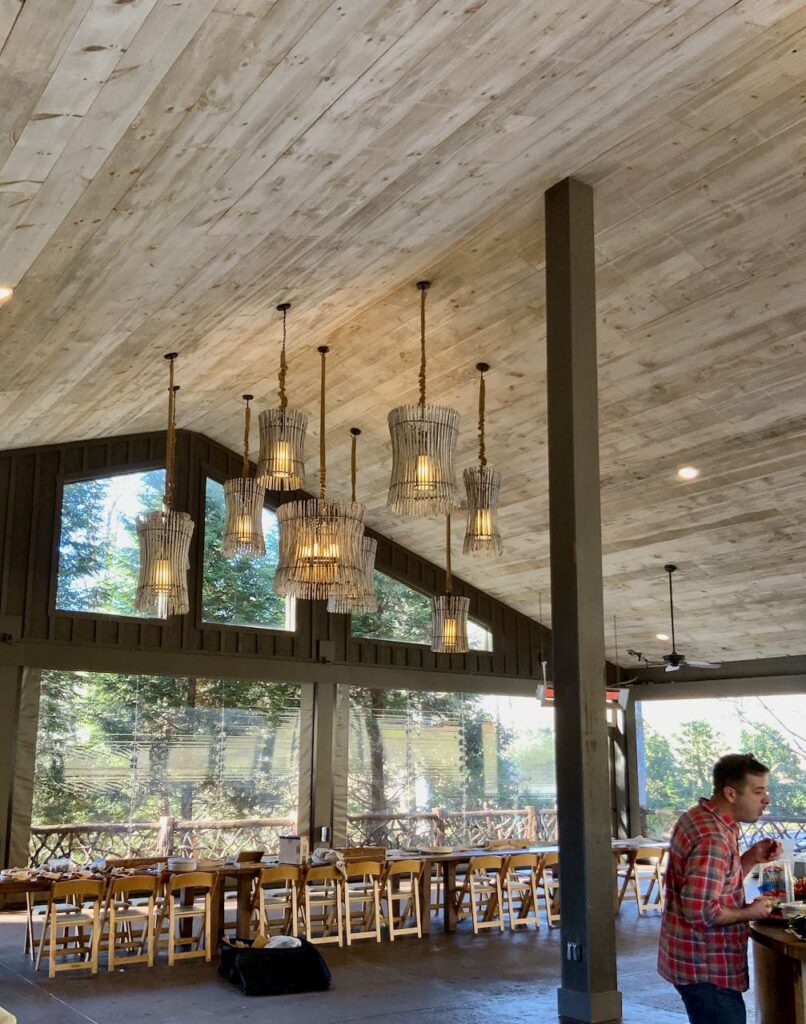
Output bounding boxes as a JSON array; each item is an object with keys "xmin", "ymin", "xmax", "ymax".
[
  {"xmin": 56, "ymin": 469, "xmax": 165, "ymax": 618},
  {"xmin": 347, "ymin": 688, "xmax": 555, "ymax": 847},
  {"xmin": 202, "ymin": 478, "xmax": 292, "ymax": 630},
  {"xmin": 31, "ymin": 669, "xmax": 301, "ymax": 863},
  {"xmin": 352, "ymin": 570, "xmax": 493, "ymax": 650},
  {"xmin": 639, "ymin": 695, "xmax": 806, "ymax": 840}
]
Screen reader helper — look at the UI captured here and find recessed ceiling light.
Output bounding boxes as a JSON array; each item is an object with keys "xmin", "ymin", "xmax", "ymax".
[
  {"xmin": 677, "ymin": 465, "xmax": 700, "ymax": 481},
  {"xmin": 0, "ymin": 286, "xmax": 13, "ymax": 304},
  {"xmin": 656, "ymin": 633, "xmax": 670, "ymax": 642}
]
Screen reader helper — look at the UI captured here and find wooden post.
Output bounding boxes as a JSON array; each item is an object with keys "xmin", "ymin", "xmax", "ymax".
[
  {"xmin": 156, "ymin": 815, "xmax": 175, "ymax": 856},
  {"xmin": 545, "ymin": 177, "xmax": 622, "ymax": 1023}
]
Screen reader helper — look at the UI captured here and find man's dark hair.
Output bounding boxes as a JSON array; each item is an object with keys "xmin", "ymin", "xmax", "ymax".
[{"xmin": 713, "ymin": 753, "xmax": 769, "ymax": 793}]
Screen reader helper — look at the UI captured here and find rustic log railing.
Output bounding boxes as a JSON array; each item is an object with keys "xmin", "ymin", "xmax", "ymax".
[
  {"xmin": 641, "ymin": 808, "xmax": 806, "ymax": 848},
  {"xmin": 28, "ymin": 806, "xmax": 558, "ymax": 864}
]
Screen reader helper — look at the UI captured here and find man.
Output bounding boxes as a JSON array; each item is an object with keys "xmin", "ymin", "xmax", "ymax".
[{"xmin": 658, "ymin": 752, "xmax": 782, "ymax": 1024}]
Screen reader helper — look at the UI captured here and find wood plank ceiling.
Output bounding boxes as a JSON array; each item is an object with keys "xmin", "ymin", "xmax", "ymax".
[{"xmin": 1, "ymin": 0, "xmax": 805, "ymax": 665}]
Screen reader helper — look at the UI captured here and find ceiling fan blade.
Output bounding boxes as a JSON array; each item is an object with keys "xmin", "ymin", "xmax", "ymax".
[
  {"xmin": 685, "ymin": 659, "xmax": 722, "ymax": 669},
  {"xmin": 665, "ymin": 663, "xmax": 680, "ymax": 672}
]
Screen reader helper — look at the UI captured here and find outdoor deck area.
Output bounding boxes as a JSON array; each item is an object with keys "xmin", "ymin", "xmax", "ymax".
[{"xmin": 0, "ymin": 907, "xmax": 745, "ymax": 1024}]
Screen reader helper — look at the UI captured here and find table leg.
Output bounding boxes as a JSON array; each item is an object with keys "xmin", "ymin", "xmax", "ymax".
[
  {"xmin": 419, "ymin": 859, "xmax": 432, "ymax": 937},
  {"xmin": 236, "ymin": 874, "xmax": 254, "ymax": 938},
  {"xmin": 211, "ymin": 877, "xmax": 225, "ymax": 948},
  {"xmin": 444, "ymin": 862, "xmax": 458, "ymax": 933}
]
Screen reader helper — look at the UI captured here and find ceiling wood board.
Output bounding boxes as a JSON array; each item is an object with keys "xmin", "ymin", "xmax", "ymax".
[{"xmin": 1, "ymin": 0, "xmax": 806, "ymax": 665}]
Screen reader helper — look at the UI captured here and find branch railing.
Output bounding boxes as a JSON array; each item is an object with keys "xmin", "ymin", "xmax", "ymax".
[
  {"xmin": 641, "ymin": 808, "xmax": 806, "ymax": 849},
  {"xmin": 28, "ymin": 806, "xmax": 558, "ymax": 864}
]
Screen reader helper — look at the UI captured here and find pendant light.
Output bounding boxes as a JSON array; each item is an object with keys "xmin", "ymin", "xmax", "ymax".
[
  {"xmin": 274, "ymin": 346, "xmax": 366, "ymax": 600},
  {"xmin": 387, "ymin": 281, "xmax": 459, "ymax": 517},
  {"xmin": 463, "ymin": 362, "xmax": 502, "ymax": 556},
  {"xmin": 431, "ymin": 514, "xmax": 469, "ymax": 653},
  {"xmin": 327, "ymin": 428, "xmax": 379, "ymax": 615},
  {"xmin": 535, "ymin": 593, "xmax": 553, "ymax": 704},
  {"xmin": 222, "ymin": 394, "xmax": 266, "ymax": 558},
  {"xmin": 257, "ymin": 302, "xmax": 307, "ymax": 490},
  {"xmin": 135, "ymin": 353, "xmax": 195, "ymax": 618}
]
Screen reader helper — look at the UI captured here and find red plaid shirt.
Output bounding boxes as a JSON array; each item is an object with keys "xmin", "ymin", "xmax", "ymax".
[{"xmin": 658, "ymin": 797, "xmax": 748, "ymax": 991}]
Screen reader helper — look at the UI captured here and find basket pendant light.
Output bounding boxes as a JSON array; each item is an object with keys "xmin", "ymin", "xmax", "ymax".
[
  {"xmin": 257, "ymin": 302, "xmax": 307, "ymax": 490},
  {"xmin": 274, "ymin": 347, "xmax": 366, "ymax": 600},
  {"xmin": 135, "ymin": 354, "xmax": 195, "ymax": 618},
  {"xmin": 223, "ymin": 395, "xmax": 266, "ymax": 558},
  {"xmin": 327, "ymin": 428, "xmax": 379, "ymax": 614},
  {"xmin": 387, "ymin": 281, "xmax": 459, "ymax": 517},
  {"xmin": 431, "ymin": 514, "xmax": 469, "ymax": 654},
  {"xmin": 463, "ymin": 362, "xmax": 503, "ymax": 556}
]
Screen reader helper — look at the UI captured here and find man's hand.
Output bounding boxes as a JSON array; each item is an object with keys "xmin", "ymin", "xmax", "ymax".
[
  {"xmin": 745, "ymin": 896, "xmax": 774, "ymax": 921},
  {"xmin": 748, "ymin": 838, "xmax": 783, "ymax": 865}
]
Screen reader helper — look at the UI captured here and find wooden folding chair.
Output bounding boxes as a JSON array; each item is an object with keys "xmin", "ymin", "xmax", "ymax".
[
  {"xmin": 631, "ymin": 847, "xmax": 667, "ymax": 914},
  {"xmin": 36, "ymin": 879, "xmax": 104, "ymax": 978},
  {"xmin": 301, "ymin": 864, "xmax": 344, "ymax": 946},
  {"xmin": 537, "ymin": 851, "xmax": 561, "ymax": 927},
  {"xmin": 383, "ymin": 859, "xmax": 423, "ymax": 940},
  {"xmin": 454, "ymin": 855, "xmax": 505, "ymax": 934},
  {"xmin": 504, "ymin": 852, "xmax": 541, "ymax": 930},
  {"xmin": 103, "ymin": 874, "xmax": 159, "ymax": 971},
  {"xmin": 343, "ymin": 860, "xmax": 383, "ymax": 945},
  {"xmin": 155, "ymin": 871, "xmax": 214, "ymax": 965},
  {"xmin": 252, "ymin": 865, "xmax": 301, "ymax": 938}
]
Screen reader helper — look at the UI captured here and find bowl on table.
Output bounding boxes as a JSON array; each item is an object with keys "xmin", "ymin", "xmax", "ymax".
[{"xmin": 166, "ymin": 856, "xmax": 197, "ymax": 873}]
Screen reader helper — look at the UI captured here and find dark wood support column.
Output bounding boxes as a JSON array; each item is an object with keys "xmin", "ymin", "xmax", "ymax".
[
  {"xmin": 624, "ymin": 697, "xmax": 643, "ymax": 836},
  {"xmin": 545, "ymin": 176, "xmax": 622, "ymax": 1023}
]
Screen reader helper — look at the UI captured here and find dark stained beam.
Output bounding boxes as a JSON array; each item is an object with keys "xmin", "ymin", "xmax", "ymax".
[{"xmin": 545, "ymin": 177, "xmax": 622, "ymax": 1023}]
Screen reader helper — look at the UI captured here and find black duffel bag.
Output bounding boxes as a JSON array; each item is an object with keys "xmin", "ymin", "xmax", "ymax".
[{"xmin": 219, "ymin": 937, "xmax": 331, "ymax": 996}]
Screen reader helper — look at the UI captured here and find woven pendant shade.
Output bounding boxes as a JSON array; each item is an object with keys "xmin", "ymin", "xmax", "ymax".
[
  {"xmin": 463, "ymin": 362, "xmax": 502, "ymax": 556},
  {"xmin": 431, "ymin": 592, "xmax": 470, "ymax": 654},
  {"xmin": 274, "ymin": 347, "xmax": 366, "ymax": 600},
  {"xmin": 431, "ymin": 514, "xmax": 469, "ymax": 654},
  {"xmin": 327, "ymin": 428, "xmax": 378, "ymax": 614},
  {"xmin": 223, "ymin": 395, "xmax": 266, "ymax": 558},
  {"xmin": 257, "ymin": 303, "xmax": 307, "ymax": 490},
  {"xmin": 135, "ymin": 354, "xmax": 194, "ymax": 618},
  {"xmin": 387, "ymin": 281, "xmax": 459, "ymax": 517}
]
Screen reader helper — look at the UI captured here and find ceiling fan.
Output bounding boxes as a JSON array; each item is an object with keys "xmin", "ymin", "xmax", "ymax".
[{"xmin": 657, "ymin": 564, "xmax": 721, "ymax": 672}]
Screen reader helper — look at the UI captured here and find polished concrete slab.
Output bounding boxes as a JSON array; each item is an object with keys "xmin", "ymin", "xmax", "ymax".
[{"xmin": 0, "ymin": 910, "xmax": 757, "ymax": 1023}]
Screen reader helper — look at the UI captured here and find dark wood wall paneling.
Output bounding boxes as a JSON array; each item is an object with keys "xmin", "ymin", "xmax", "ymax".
[{"xmin": 0, "ymin": 430, "xmax": 550, "ymax": 679}]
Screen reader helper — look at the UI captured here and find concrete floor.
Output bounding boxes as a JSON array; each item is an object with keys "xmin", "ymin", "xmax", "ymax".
[{"xmin": 0, "ymin": 909, "xmax": 757, "ymax": 1024}]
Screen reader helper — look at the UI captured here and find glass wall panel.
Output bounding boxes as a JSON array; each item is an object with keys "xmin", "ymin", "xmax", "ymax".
[
  {"xmin": 202, "ymin": 477, "xmax": 293, "ymax": 630},
  {"xmin": 347, "ymin": 688, "xmax": 556, "ymax": 847},
  {"xmin": 56, "ymin": 469, "xmax": 165, "ymax": 618},
  {"xmin": 30, "ymin": 669, "xmax": 301, "ymax": 863},
  {"xmin": 638, "ymin": 695, "xmax": 806, "ymax": 841}
]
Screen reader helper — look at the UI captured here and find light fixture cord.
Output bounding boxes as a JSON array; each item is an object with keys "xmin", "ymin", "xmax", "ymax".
[
  {"xmin": 278, "ymin": 306, "xmax": 288, "ymax": 411},
  {"xmin": 478, "ymin": 367, "xmax": 487, "ymax": 467},
  {"xmin": 350, "ymin": 431, "xmax": 357, "ymax": 504},
  {"xmin": 445, "ymin": 513, "xmax": 452, "ymax": 594},
  {"xmin": 318, "ymin": 347, "xmax": 327, "ymax": 501},
  {"xmin": 164, "ymin": 357, "xmax": 176, "ymax": 511},
  {"xmin": 242, "ymin": 397, "xmax": 251, "ymax": 478},
  {"xmin": 418, "ymin": 284, "xmax": 427, "ymax": 406}
]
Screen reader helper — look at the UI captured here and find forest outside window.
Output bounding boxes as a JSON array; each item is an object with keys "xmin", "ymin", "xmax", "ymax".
[
  {"xmin": 202, "ymin": 477, "xmax": 293, "ymax": 631},
  {"xmin": 30, "ymin": 669, "xmax": 302, "ymax": 863},
  {"xmin": 56, "ymin": 469, "xmax": 166, "ymax": 618}
]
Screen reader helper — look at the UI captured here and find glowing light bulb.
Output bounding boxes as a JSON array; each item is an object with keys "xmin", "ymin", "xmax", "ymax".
[
  {"xmin": 234, "ymin": 514, "xmax": 253, "ymax": 545},
  {"xmin": 473, "ymin": 508, "xmax": 494, "ymax": 540},
  {"xmin": 300, "ymin": 532, "xmax": 340, "ymax": 567},
  {"xmin": 151, "ymin": 558, "xmax": 174, "ymax": 592},
  {"xmin": 414, "ymin": 453, "xmax": 435, "ymax": 493},
  {"xmin": 676, "ymin": 465, "xmax": 700, "ymax": 481},
  {"xmin": 0, "ymin": 286, "xmax": 13, "ymax": 304},
  {"xmin": 271, "ymin": 440, "xmax": 293, "ymax": 479},
  {"xmin": 443, "ymin": 617, "xmax": 457, "ymax": 650}
]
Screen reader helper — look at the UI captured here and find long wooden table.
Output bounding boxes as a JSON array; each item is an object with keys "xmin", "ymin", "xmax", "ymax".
[{"xmin": 413, "ymin": 839, "xmax": 668, "ymax": 934}]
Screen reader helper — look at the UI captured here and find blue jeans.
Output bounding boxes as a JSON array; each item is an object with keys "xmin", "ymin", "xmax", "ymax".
[{"xmin": 674, "ymin": 983, "xmax": 746, "ymax": 1024}]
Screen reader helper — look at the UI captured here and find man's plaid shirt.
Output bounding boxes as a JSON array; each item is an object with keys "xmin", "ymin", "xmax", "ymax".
[{"xmin": 658, "ymin": 797, "xmax": 748, "ymax": 991}]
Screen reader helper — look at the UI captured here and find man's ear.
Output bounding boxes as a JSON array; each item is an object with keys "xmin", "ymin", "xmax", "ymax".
[{"xmin": 723, "ymin": 786, "xmax": 737, "ymax": 805}]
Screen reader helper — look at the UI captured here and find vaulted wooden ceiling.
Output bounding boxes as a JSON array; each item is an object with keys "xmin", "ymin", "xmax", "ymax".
[{"xmin": 1, "ymin": 0, "xmax": 806, "ymax": 665}]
